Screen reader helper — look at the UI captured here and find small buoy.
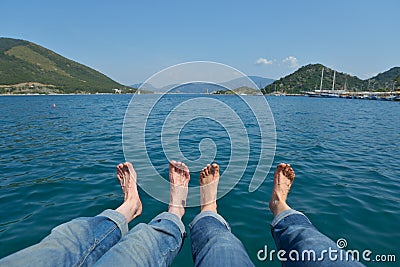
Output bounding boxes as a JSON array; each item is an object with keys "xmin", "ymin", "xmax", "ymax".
[{"xmin": 52, "ymin": 104, "xmax": 56, "ymax": 108}]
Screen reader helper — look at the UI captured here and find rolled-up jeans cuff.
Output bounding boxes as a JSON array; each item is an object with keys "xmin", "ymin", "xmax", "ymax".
[
  {"xmin": 270, "ymin": 209, "xmax": 309, "ymax": 228},
  {"xmin": 97, "ymin": 209, "xmax": 128, "ymax": 237},
  {"xmin": 151, "ymin": 212, "xmax": 186, "ymax": 235},
  {"xmin": 189, "ymin": 211, "xmax": 231, "ymax": 231}
]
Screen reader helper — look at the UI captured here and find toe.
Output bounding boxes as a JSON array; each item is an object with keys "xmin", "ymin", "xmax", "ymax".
[
  {"xmin": 204, "ymin": 166, "xmax": 210, "ymax": 176},
  {"xmin": 126, "ymin": 162, "xmax": 135, "ymax": 173},
  {"xmin": 184, "ymin": 166, "xmax": 190, "ymax": 180},
  {"xmin": 176, "ymin": 162, "xmax": 184, "ymax": 174},
  {"xmin": 211, "ymin": 163, "xmax": 219, "ymax": 174},
  {"xmin": 117, "ymin": 166, "xmax": 124, "ymax": 177},
  {"xmin": 182, "ymin": 163, "xmax": 190, "ymax": 173},
  {"xmin": 170, "ymin": 160, "xmax": 177, "ymax": 170},
  {"xmin": 276, "ymin": 163, "xmax": 284, "ymax": 172},
  {"xmin": 282, "ymin": 165, "xmax": 295, "ymax": 182},
  {"xmin": 117, "ymin": 164, "xmax": 124, "ymax": 176}
]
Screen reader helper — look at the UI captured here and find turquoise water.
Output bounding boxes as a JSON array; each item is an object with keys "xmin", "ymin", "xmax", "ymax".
[{"xmin": 0, "ymin": 95, "xmax": 399, "ymax": 266}]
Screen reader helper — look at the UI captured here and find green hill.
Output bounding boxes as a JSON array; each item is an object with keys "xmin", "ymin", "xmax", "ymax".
[
  {"xmin": 262, "ymin": 64, "xmax": 366, "ymax": 94},
  {"xmin": 0, "ymin": 37, "xmax": 130, "ymax": 94},
  {"xmin": 213, "ymin": 86, "xmax": 262, "ymax": 95},
  {"xmin": 369, "ymin": 67, "xmax": 400, "ymax": 91},
  {"xmin": 262, "ymin": 64, "xmax": 400, "ymax": 94}
]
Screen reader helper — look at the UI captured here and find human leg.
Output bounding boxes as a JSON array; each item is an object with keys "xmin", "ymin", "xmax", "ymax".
[
  {"xmin": 189, "ymin": 163, "xmax": 254, "ymax": 267},
  {"xmin": 94, "ymin": 161, "xmax": 190, "ymax": 267},
  {"xmin": 0, "ymin": 162, "xmax": 142, "ymax": 267},
  {"xmin": 269, "ymin": 163, "xmax": 364, "ymax": 266}
]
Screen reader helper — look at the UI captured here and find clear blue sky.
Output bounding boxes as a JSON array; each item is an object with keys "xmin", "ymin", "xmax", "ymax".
[{"xmin": 1, "ymin": 0, "xmax": 399, "ymax": 85}]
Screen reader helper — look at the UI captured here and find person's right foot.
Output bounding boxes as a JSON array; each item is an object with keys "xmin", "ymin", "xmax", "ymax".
[
  {"xmin": 115, "ymin": 162, "xmax": 142, "ymax": 223},
  {"xmin": 168, "ymin": 160, "xmax": 190, "ymax": 219},
  {"xmin": 269, "ymin": 163, "xmax": 295, "ymax": 217},
  {"xmin": 200, "ymin": 163, "xmax": 220, "ymax": 213}
]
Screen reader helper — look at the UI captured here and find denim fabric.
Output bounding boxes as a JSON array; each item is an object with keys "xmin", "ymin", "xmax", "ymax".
[
  {"xmin": 2, "ymin": 208, "xmax": 366, "ymax": 267},
  {"xmin": 0, "ymin": 209, "xmax": 126, "ymax": 267},
  {"xmin": 189, "ymin": 211, "xmax": 254, "ymax": 267},
  {"xmin": 271, "ymin": 209, "xmax": 365, "ymax": 266},
  {"xmin": 94, "ymin": 212, "xmax": 185, "ymax": 267}
]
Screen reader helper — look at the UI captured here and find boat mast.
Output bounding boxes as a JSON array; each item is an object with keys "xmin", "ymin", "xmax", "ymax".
[
  {"xmin": 319, "ymin": 67, "xmax": 324, "ymax": 91},
  {"xmin": 332, "ymin": 70, "xmax": 336, "ymax": 91},
  {"xmin": 391, "ymin": 81, "xmax": 395, "ymax": 95}
]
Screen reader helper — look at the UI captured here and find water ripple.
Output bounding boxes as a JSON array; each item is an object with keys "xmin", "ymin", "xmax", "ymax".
[{"xmin": 0, "ymin": 95, "xmax": 399, "ymax": 266}]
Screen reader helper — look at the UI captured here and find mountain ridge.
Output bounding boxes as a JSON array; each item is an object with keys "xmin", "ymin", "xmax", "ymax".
[
  {"xmin": 131, "ymin": 76, "xmax": 274, "ymax": 93},
  {"xmin": 1, "ymin": 38, "xmax": 398, "ymax": 95},
  {"xmin": 262, "ymin": 64, "xmax": 399, "ymax": 94},
  {"xmin": 0, "ymin": 37, "xmax": 130, "ymax": 94}
]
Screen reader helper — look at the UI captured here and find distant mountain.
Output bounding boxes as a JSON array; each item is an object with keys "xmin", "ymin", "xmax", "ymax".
[
  {"xmin": 130, "ymin": 83, "xmax": 141, "ymax": 88},
  {"xmin": 0, "ymin": 37, "xmax": 129, "ymax": 94},
  {"xmin": 130, "ymin": 82, "xmax": 158, "ymax": 91},
  {"xmin": 141, "ymin": 82, "xmax": 224, "ymax": 93},
  {"xmin": 222, "ymin": 76, "xmax": 274, "ymax": 89},
  {"xmin": 132, "ymin": 76, "xmax": 274, "ymax": 93},
  {"xmin": 262, "ymin": 64, "xmax": 400, "ymax": 94},
  {"xmin": 248, "ymin": 76, "xmax": 275, "ymax": 88}
]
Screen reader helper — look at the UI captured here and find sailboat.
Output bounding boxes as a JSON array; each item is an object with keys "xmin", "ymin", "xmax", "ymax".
[
  {"xmin": 306, "ymin": 67, "xmax": 324, "ymax": 97},
  {"xmin": 320, "ymin": 70, "xmax": 340, "ymax": 98}
]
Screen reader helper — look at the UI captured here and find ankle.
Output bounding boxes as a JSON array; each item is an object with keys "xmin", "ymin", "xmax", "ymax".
[
  {"xmin": 168, "ymin": 205, "xmax": 184, "ymax": 219},
  {"xmin": 269, "ymin": 200, "xmax": 290, "ymax": 217},
  {"xmin": 116, "ymin": 203, "xmax": 133, "ymax": 223},
  {"xmin": 200, "ymin": 203, "xmax": 217, "ymax": 213}
]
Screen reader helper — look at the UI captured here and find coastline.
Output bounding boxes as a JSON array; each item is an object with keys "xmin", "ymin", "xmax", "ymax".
[{"xmin": 1, "ymin": 90, "xmax": 399, "ymax": 103}]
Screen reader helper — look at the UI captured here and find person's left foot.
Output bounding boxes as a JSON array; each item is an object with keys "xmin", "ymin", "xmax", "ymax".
[
  {"xmin": 168, "ymin": 160, "xmax": 190, "ymax": 219},
  {"xmin": 269, "ymin": 163, "xmax": 295, "ymax": 217},
  {"xmin": 200, "ymin": 163, "xmax": 220, "ymax": 213},
  {"xmin": 115, "ymin": 162, "xmax": 142, "ymax": 223}
]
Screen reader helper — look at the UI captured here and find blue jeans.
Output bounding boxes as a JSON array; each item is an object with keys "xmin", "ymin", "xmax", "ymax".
[
  {"xmin": 189, "ymin": 211, "xmax": 254, "ymax": 267},
  {"xmin": 0, "ymin": 209, "xmax": 126, "ymax": 267},
  {"xmin": 0, "ymin": 209, "xmax": 365, "ymax": 266},
  {"xmin": 94, "ymin": 212, "xmax": 185, "ymax": 266},
  {"xmin": 271, "ymin": 209, "xmax": 365, "ymax": 266},
  {"xmin": 95, "ymin": 210, "xmax": 253, "ymax": 267},
  {"xmin": 0, "ymin": 209, "xmax": 252, "ymax": 266}
]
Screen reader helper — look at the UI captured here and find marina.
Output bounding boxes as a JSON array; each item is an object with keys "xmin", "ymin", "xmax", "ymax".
[
  {"xmin": 305, "ymin": 67, "xmax": 400, "ymax": 100},
  {"xmin": 306, "ymin": 90, "xmax": 400, "ymax": 101}
]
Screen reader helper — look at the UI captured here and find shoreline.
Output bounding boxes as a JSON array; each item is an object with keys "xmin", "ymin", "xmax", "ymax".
[{"xmin": 1, "ymin": 92, "xmax": 399, "ymax": 101}]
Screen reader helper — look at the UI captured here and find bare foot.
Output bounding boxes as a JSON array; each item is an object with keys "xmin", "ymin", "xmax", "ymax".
[
  {"xmin": 168, "ymin": 160, "xmax": 190, "ymax": 219},
  {"xmin": 200, "ymin": 163, "xmax": 219, "ymax": 213},
  {"xmin": 115, "ymin": 162, "xmax": 142, "ymax": 223},
  {"xmin": 269, "ymin": 163, "xmax": 295, "ymax": 217}
]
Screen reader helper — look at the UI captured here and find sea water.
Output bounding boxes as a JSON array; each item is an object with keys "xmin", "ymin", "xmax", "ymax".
[{"xmin": 0, "ymin": 95, "xmax": 399, "ymax": 266}]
